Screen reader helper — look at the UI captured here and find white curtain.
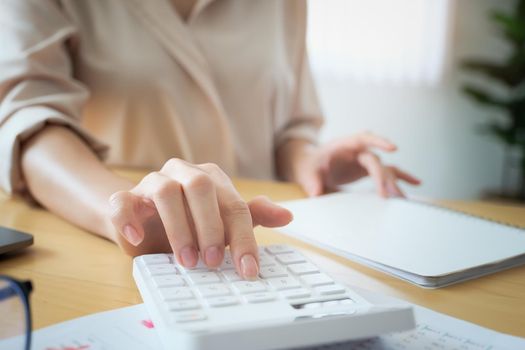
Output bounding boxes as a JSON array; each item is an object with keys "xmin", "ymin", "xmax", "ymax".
[{"xmin": 307, "ymin": 0, "xmax": 453, "ymax": 86}]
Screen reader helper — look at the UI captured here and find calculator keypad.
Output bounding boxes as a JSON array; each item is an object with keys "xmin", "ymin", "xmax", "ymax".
[
  {"xmin": 265, "ymin": 245, "xmax": 294, "ymax": 255},
  {"xmin": 167, "ymin": 300, "xmax": 201, "ymax": 311},
  {"xmin": 221, "ymin": 269, "xmax": 242, "ymax": 282},
  {"xmin": 300, "ymin": 273, "xmax": 334, "ymax": 287},
  {"xmin": 281, "ymin": 288, "xmax": 311, "ymax": 299},
  {"xmin": 187, "ymin": 271, "xmax": 221, "ymax": 284},
  {"xmin": 142, "ymin": 254, "xmax": 171, "ymax": 265},
  {"xmin": 153, "ymin": 275, "xmax": 185, "ymax": 288},
  {"xmin": 267, "ymin": 276, "xmax": 301, "ymax": 290},
  {"xmin": 258, "ymin": 255, "xmax": 276, "ymax": 266},
  {"xmin": 207, "ymin": 296, "xmax": 239, "ymax": 307},
  {"xmin": 138, "ymin": 245, "xmax": 352, "ymax": 325},
  {"xmin": 315, "ymin": 284, "xmax": 346, "ymax": 295},
  {"xmin": 259, "ymin": 265, "xmax": 288, "ymax": 278},
  {"xmin": 287, "ymin": 262, "xmax": 319, "ymax": 275},
  {"xmin": 275, "ymin": 252, "xmax": 306, "ymax": 264},
  {"xmin": 160, "ymin": 287, "xmax": 194, "ymax": 301},
  {"xmin": 232, "ymin": 280, "xmax": 267, "ymax": 294},
  {"xmin": 196, "ymin": 284, "xmax": 231, "ymax": 297},
  {"xmin": 244, "ymin": 292, "xmax": 277, "ymax": 303},
  {"xmin": 148, "ymin": 264, "xmax": 179, "ymax": 276}
]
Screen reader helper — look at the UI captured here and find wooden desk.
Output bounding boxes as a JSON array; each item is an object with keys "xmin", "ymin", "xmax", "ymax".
[{"xmin": 0, "ymin": 169, "xmax": 524, "ymax": 337}]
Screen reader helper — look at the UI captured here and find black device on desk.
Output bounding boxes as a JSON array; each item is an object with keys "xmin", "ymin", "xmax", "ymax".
[{"xmin": 0, "ymin": 226, "xmax": 33, "ymax": 255}]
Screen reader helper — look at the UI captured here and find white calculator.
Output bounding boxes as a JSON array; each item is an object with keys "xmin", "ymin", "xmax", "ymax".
[{"xmin": 133, "ymin": 245, "xmax": 415, "ymax": 350}]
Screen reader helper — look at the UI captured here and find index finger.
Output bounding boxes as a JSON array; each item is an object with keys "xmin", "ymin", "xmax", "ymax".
[
  {"xmin": 200, "ymin": 163, "xmax": 259, "ymax": 280},
  {"xmin": 357, "ymin": 151, "xmax": 388, "ymax": 198},
  {"xmin": 220, "ymin": 192, "xmax": 259, "ymax": 280}
]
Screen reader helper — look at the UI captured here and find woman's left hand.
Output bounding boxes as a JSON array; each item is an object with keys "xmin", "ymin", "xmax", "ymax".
[{"xmin": 283, "ymin": 132, "xmax": 421, "ymax": 198}]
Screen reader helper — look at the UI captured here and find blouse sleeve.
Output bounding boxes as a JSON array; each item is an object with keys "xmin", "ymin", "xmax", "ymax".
[
  {"xmin": 274, "ymin": 49, "xmax": 324, "ymax": 148},
  {"xmin": 0, "ymin": 0, "xmax": 108, "ymax": 196}
]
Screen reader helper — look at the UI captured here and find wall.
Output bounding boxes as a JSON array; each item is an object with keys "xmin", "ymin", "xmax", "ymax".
[{"xmin": 310, "ymin": 0, "xmax": 515, "ymax": 199}]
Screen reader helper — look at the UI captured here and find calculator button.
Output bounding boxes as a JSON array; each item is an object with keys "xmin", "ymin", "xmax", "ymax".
[
  {"xmin": 197, "ymin": 284, "xmax": 231, "ymax": 298},
  {"xmin": 275, "ymin": 252, "xmax": 306, "ymax": 265},
  {"xmin": 148, "ymin": 264, "xmax": 179, "ymax": 276},
  {"xmin": 267, "ymin": 277, "xmax": 301, "ymax": 291},
  {"xmin": 258, "ymin": 247, "xmax": 268, "ymax": 256},
  {"xmin": 160, "ymin": 287, "xmax": 194, "ymax": 301},
  {"xmin": 281, "ymin": 288, "xmax": 311, "ymax": 300},
  {"xmin": 180, "ymin": 259, "xmax": 211, "ymax": 271},
  {"xmin": 258, "ymin": 255, "xmax": 276, "ymax": 267},
  {"xmin": 153, "ymin": 275, "xmax": 185, "ymax": 288},
  {"xmin": 187, "ymin": 271, "xmax": 221, "ymax": 284},
  {"xmin": 172, "ymin": 311, "xmax": 207, "ymax": 323},
  {"xmin": 141, "ymin": 254, "xmax": 170, "ymax": 265},
  {"xmin": 166, "ymin": 300, "xmax": 201, "ymax": 311},
  {"xmin": 221, "ymin": 270, "xmax": 242, "ymax": 282},
  {"xmin": 244, "ymin": 292, "xmax": 277, "ymax": 303},
  {"xmin": 266, "ymin": 245, "xmax": 294, "ymax": 255},
  {"xmin": 259, "ymin": 265, "xmax": 288, "ymax": 279},
  {"xmin": 316, "ymin": 284, "xmax": 346, "ymax": 296},
  {"xmin": 219, "ymin": 256, "xmax": 235, "ymax": 270},
  {"xmin": 301, "ymin": 273, "xmax": 334, "ymax": 287},
  {"xmin": 287, "ymin": 263, "xmax": 319, "ymax": 275},
  {"xmin": 232, "ymin": 280, "xmax": 267, "ymax": 294},
  {"xmin": 207, "ymin": 296, "xmax": 239, "ymax": 307}
]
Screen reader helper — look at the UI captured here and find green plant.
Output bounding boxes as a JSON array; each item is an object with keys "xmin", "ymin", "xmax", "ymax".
[{"xmin": 461, "ymin": 0, "xmax": 525, "ymax": 199}]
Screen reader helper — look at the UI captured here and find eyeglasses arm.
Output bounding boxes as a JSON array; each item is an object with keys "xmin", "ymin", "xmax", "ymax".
[{"xmin": 0, "ymin": 280, "xmax": 32, "ymax": 301}]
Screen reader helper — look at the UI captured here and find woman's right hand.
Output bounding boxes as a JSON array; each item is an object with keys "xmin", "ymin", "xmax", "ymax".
[{"xmin": 108, "ymin": 158, "xmax": 293, "ymax": 280}]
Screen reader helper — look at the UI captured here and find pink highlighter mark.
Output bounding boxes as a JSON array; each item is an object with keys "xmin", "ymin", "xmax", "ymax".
[{"xmin": 141, "ymin": 319, "xmax": 155, "ymax": 329}]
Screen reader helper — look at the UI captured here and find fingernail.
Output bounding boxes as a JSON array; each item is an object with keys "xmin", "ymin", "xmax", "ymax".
[
  {"xmin": 241, "ymin": 254, "xmax": 259, "ymax": 280},
  {"xmin": 180, "ymin": 246, "xmax": 198, "ymax": 267},
  {"xmin": 204, "ymin": 246, "xmax": 223, "ymax": 267},
  {"xmin": 123, "ymin": 225, "xmax": 142, "ymax": 246}
]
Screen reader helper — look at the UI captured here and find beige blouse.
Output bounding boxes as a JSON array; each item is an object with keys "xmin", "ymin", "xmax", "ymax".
[{"xmin": 0, "ymin": 0, "xmax": 323, "ymax": 195}]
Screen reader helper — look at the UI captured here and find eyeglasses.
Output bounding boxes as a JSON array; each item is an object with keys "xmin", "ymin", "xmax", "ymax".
[{"xmin": 0, "ymin": 275, "xmax": 33, "ymax": 350}]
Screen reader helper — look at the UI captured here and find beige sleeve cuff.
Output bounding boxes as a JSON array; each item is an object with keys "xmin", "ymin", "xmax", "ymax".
[
  {"xmin": 0, "ymin": 106, "xmax": 108, "ymax": 196},
  {"xmin": 274, "ymin": 117, "xmax": 323, "ymax": 149}
]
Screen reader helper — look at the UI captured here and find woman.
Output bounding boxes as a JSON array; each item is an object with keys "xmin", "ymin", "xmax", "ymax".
[{"xmin": 0, "ymin": 0, "xmax": 419, "ymax": 280}]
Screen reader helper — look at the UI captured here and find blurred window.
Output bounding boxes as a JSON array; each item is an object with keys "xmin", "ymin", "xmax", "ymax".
[{"xmin": 307, "ymin": 0, "xmax": 452, "ymax": 86}]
